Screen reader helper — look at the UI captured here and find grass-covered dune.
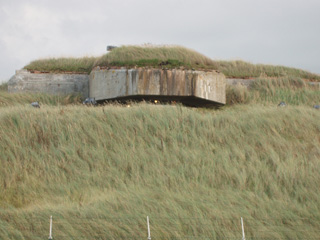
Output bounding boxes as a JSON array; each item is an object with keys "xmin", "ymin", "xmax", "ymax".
[
  {"xmin": 24, "ymin": 45, "xmax": 320, "ymax": 81},
  {"xmin": 0, "ymin": 77, "xmax": 320, "ymax": 239}
]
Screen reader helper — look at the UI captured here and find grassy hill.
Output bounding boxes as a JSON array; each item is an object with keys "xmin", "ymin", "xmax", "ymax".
[
  {"xmin": 24, "ymin": 45, "xmax": 320, "ymax": 81},
  {"xmin": 0, "ymin": 77, "xmax": 320, "ymax": 239}
]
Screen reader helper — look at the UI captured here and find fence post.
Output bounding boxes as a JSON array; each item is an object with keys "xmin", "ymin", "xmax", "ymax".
[
  {"xmin": 241, "ymin": 217, "xmax": 246, "ymax": 240},
  {"xmin": 147, "ymin": 216, "xmax": 151, "ymax": 240},
  {"xmin": 48, "ymin": 216, "xmax": 53, "ymax": 240}
]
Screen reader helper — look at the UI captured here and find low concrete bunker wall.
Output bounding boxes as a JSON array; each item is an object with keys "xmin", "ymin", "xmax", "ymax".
[
  {"xmin": 8, "ymin": 69, "xmax": 89, "ymax": 98},
  {"xmin": 8, "ymin": 68, "xmax": 227, "ymax": 106},
  {"xmin": 89, "ymin": 68, "xmax": 226, "ymax": 106}
]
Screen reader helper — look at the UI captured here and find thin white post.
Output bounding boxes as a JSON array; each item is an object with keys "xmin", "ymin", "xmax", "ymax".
[
  {"xmin": 49, "ymin": 215, "xmax": 53, "ymax": 240},
  {"xmin": 147, "ymin": 216, "xmax": 151, "ymax": 240},
  {"xmin": 241, "ymin": 217, "xmax": 246, "ymax": 240}
]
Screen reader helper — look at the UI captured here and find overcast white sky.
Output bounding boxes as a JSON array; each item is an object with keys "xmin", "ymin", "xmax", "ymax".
[{"xmin": 1, "ymin": 0, "xmax": 320, "ymax": 82}]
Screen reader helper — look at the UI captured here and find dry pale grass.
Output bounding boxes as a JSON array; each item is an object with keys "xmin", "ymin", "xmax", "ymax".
[{"xmin": 0, "ymin": 98, "xmax": 319, "ymax": 239}]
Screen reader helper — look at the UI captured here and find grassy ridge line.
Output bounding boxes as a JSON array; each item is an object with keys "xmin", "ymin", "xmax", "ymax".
[
  {"xmin": 215, "ymin": 60, "xmax": 320, "ymax": 80},
  {"xmin": 23, "ymin": 45, "xmax": 320, "ymax": 81},
  {"xmin": 94, "ymin": 45, "xmax": 214, "ymax": 69},
  {"xmin": 0, "ymin": 103, "xmax": 319, "ymax": 239}
]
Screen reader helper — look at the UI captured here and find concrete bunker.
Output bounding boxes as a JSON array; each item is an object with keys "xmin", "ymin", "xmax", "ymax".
[
  {"xmin": 8, "ymin": 68, "xmax": 226, "ymax": 107},
  {"xmin": 90, "ymin": 68, "xmax": 226, "ymax": 107}
]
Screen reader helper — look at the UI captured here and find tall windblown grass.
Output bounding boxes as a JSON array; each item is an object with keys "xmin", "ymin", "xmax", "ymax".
[
  {"xmin": 4, "ymin": 56, "xmax": 320, "ymax": 239},
  {"xmin": 0, "ymin": 99, "xmax": 319, "ymax": 239}
]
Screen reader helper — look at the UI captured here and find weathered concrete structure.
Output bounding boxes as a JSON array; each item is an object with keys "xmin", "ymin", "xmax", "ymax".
[
  {"xmin": 8, "ymin": 69, "xmax": 89, "ymax": 98},
  {"xmin": 226, "ymin": 78, "xmax": 254, "ymax": 87},
  {"xmin": 8, "ymin": 68, "xmax": 226, "ymax": 107},
  {"xmin": 89, "ymin": 68, "xmax": 226, "ymax": 106}
]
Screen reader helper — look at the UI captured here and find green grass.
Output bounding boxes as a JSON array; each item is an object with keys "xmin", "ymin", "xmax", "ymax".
[
  {"xmin": 23, "ymin": 45, "xmax": 320, "ymax": 81},
  {"xmin": 0, "ymin": 78, "xmax": 320, "ymax": 239},
  {"xmin": 93, "ymin": 45, "xmax": 215, "ymax": 69},
  {"xmin": 24, "ymin": 57, "xmax": 96, "ymax": 74}
]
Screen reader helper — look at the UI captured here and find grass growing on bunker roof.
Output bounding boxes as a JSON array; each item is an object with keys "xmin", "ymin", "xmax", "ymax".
[
  {"xmin": 23, "ymin": 45, "xmax": 320, "ymax": 81},
  {"xmin": 94, "ymin": 45, "xmax": 216, "ymax": 69},
  {"xmin": 24, "ymin": 57, "xmax": 96, "ymax": 74}
]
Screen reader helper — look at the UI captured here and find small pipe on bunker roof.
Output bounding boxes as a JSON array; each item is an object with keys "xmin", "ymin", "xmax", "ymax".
[{"xmin": 107, "ymin": 46, "xmax": 117, "ymax": 51}]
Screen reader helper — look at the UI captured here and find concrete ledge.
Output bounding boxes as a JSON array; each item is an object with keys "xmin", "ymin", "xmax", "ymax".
[
  {"xmin": 89, "ymin": 68, "xmax": 226, "ymax": 106},
  {"xmin": 8, "ymin": 69, "xmax": 89, "ymax": 98}
]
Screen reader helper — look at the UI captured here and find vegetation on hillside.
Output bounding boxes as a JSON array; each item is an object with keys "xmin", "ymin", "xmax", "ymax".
[
  {"xmin": 227, "ymin": 77, "xmax": 320, "ymax": 105},
  {"xmin": 24, "ymin": 45, "xmax": 320, "ymax": 81},
  {"xmin": 0, "ymin": 81, "xmax": 8, "ymax": 91},
  {"xmin": 0, "ymin": 76, "xmax": 320, "ymax": 239},
  {"xmin": 215, "ymin": 60, "xmax": 320, "ymax": 80}
]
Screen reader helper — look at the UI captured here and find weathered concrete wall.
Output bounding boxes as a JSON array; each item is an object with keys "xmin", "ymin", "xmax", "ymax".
[
  {"xmin": 8, "ymin": 69, "xmax": 89, "ymax": 98},
  {"xmin": 226, "ymin": 78, "xmax": 254, "ymax": 87},
  {"xmin": 308, "ymin": 81, "xmax": 320, "ymax": 88},
  {"xmin": 89, "ymin": 68, "xmax": 226, "ymax": 105},
  {"xmin": 8, "ymin": 68, "xmax": 227, "ymax": 106}
]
